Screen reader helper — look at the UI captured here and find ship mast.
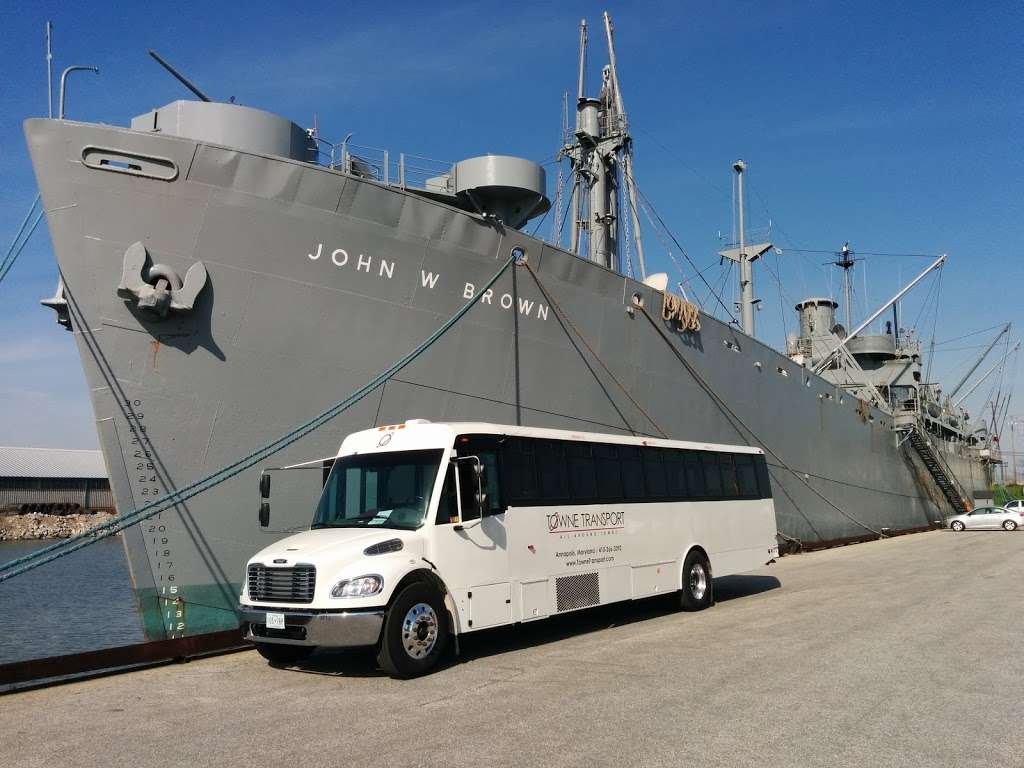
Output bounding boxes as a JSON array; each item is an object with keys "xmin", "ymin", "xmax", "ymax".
[
  {"xmin": 833, "ymin": 242, "xmax": 857, "ymax": 330},
  {"xmin": 568, "ymin": 19, "xmax": 586, "ymax": 256},
  {"xmin": 564, "ymin": 13, "xmax": 645, "ymax": 277},
  {"xmin": 718, "ymin": 160, "xmax": 773, "ymax": 337}
]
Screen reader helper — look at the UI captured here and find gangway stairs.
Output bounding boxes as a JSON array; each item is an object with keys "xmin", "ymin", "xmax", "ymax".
[{"xmin": 905, "ymin": 428, "xmax": 971, "ymax": 516}]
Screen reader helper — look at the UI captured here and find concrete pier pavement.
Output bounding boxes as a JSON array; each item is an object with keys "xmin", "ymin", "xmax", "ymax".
[{"xmin": 2, "ymin": 530, "xmax": 1022, "ymax": 768}]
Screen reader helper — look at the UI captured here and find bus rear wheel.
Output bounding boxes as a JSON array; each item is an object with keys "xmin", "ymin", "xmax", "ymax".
[
  {"xmin": 679, "ymin": 550, "xmax": 713, "ymax": 612},
  {"xmin": 377, "ymin": 582, "xmax": 450, "ymax": 679}
]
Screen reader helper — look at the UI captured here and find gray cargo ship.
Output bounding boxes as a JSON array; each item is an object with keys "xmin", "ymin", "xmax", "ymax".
[{"xmin": 23, "ymin": 14, "xmax": 997, "ymax": 641}]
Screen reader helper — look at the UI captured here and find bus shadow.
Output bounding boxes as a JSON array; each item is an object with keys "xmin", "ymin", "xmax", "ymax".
[
  {"xmin": 458, "ymin": 574, "xmax": 781, "ymax": 664},
  {"xmin": 276, "ymin": 574, "xmax": 781, "ymax": 678},
  {"xmin": 272, "ymin": 647, "xmax": 382, "ymax": 678},
  {"xmin": 712, "ymin": 574, "xmax": 781, "ymax": 603}
]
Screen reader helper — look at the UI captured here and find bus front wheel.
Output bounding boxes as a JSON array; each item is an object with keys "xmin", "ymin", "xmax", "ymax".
[
  {"xmin": 377, "ymin": 582, "xmax": 450, "ymax": 678},
  {"xmin": 679, "ymin": 550, "xmax": 713, "ymax": 611}
]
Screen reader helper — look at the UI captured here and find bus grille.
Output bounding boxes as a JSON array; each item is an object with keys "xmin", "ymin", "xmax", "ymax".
[
  {"xmin": 555, "ymin": 572, "xmax": 600, "ymax": 612},
  {"xmin": 247, "ymin": 564, "xmax": 316, "ymax": 604}
]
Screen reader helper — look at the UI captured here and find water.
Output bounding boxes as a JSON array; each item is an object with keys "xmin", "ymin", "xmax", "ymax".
[{"xmin": 0, "ymin": 537, "xmax": 144, "ymax": 664}]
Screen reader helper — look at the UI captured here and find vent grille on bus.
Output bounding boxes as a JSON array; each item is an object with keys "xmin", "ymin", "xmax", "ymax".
[
  {"xmin": 555, "ymin": 572, "xmax": 600, "ymax": 612},
  {"xmin": 247, "ymin": 563, "xmax": 316, "ymax": 604}
]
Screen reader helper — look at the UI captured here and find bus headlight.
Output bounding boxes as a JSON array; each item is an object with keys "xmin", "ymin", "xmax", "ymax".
[{"xmin": 330, "ymin": 574, "xmax": 383, "ymax": 599}]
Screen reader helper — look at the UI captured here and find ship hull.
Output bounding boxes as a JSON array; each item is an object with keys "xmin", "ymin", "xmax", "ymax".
[{"xmin": 24, "ymin": 119, "xmax": 991, "ymax": 640}]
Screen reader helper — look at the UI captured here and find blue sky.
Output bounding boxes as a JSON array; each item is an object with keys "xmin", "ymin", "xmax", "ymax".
[{"xmin": 1, "ymin": 0, "xmax": 1021, "ymax": 467}]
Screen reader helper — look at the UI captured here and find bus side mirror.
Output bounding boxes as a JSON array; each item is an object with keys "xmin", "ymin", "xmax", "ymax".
[
  {"xmin": 259, "ymin": 473, "xmax": 271, "ymax": 499},
  {"xmin": 259, "ymin": 502, "xmax": 270, "ymax": 528},
  {"xmin": 475, "ymin": 492, "xmax": 487, "ymax": 515}
]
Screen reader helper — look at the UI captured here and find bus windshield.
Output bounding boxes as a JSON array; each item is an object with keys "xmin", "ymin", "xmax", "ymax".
[{"xmin": 311, "ymin": 449, "xmax": 444, "ymax": 531}]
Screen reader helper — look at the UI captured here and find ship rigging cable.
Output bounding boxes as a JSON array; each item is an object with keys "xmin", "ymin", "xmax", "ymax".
[
  {"xmin": 636, "ymin": 304, "xmax": 887, "ymax": 539},
  {"xmin": 0, "ymin": 195, "xmax": 42, "ymax": 288},
  {"xmin": 523, "ymin": 261, "xmax": 668, "ymax": 439},
  {"xmin": 619, "ymin": 167, "xmax": 739, "ymax": 325},
  {"xmin": 0, "ymin": 255, "xmax": 517, "ymax": 583},
  {"xmin": 782, "ymin": 248, "xmax": 940, "ymax": 259},
  {"xmin": 525, "ymin": 263, "xmax": 824, "ymax": 543},
  {"xmin": 936, "ymin": 323, "xmax": 1007, "ymax": 346},
  {"xmin": 920, "ymin": 266, "xmax": 944, "ymax": 388}
]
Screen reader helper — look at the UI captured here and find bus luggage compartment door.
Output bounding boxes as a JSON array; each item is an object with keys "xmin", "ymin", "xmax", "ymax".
[{"xmin": 468, "ymin": 582, "xmax": 511, "ymax": 629}]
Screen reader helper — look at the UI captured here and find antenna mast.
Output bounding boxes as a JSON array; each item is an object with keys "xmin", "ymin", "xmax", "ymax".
[
  {"xmin": 562, "ymin": 13, "xmax": 645, "ymax": 277},
  {"xmin": 603, "ymin": 12, "xmax": 645, "ymax": 278},
  {"xmin": 550, "ymin": 91, "xmax": 569, "ymax": 245},
  {"xmin": 46, "ymin": 21, "xmax": 53, "ymax": 118},
  {"xmin": 833, "ymin": 242, "xmax": 857, "ymax": 329},
  {"xmin": 568, "ymin": 20, "xmax": 587, "ymax": 256},
  {"xmin": 718, "ymin": 160, "xmax": 773, "ymax": 337}
]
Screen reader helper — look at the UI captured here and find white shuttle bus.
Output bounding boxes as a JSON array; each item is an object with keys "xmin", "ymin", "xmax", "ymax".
[{"xmin": 239, "ymin": 420, "xmax": 778, "ymax": 677}]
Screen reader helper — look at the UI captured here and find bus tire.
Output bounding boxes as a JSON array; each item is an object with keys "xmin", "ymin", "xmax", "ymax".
[
  {"xmin": 377, "ymin": 582, "xmax": 449, "ymax": 679},
  {"xmin": 254, "ymin": 642, "xmax": 315, "ymax": 666},
  {"xmin": 679, "ymin": 549, "xmax": 713, "ymax": 612}
]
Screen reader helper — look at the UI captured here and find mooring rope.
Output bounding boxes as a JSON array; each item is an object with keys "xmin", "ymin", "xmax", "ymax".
[{"xmin": 0, "ymin": 254, "xmax": 516, "ymax": 582}]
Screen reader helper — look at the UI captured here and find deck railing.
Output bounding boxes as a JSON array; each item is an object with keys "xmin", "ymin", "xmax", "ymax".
[{"xmin": 310, "ymin": 139, "xmax": 453, "ymax": 193}]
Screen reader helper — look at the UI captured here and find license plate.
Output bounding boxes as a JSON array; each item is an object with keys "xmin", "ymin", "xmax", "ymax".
[{"xmin": 265, "ymin": 612, "xmax": 285, "ymax": 630}]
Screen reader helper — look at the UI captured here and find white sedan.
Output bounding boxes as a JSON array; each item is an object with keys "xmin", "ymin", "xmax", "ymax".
[{"xmin": 947, "ymin": 506, "xmax": 1023, "ymax": 531}]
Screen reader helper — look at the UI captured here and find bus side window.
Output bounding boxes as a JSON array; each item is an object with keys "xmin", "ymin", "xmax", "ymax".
[
  {"xmin": 735, "ymin": 454, "xmax": 759, "ymax": 498},
  {"xmin": 620, "ymin": 447, "xmax": 645, "ymax": 499},
  {"xmin": 457, "ymin": 453, "xmax": 502, "ymax": 518},
  {"xmin": 753, "ymin": 455, "xmax": 773, "ymax": 498},
  {"xmin": 701, "ymin": 453, "xmax": 723, "ymax": 497},
  {"xmin": 720, "ymin": 453, "xmax": 739, "ymax": 498},
  {"xmin": 665, "ymin": 449, "xmax": 687, "ymax": 499},
  {"xmin": 455, "ymin": 435, "xmax": 504, "ymax": 515},
  {"xmin": 502, "ymin": 438, "xmax": 538, "ymax": 503},
  {"xmin": 643, "ymin": 448, "xmax": 668, "ymax": 499},
  {"xmin": 458, "ymin": 461, "xmax": 482, "ymax": 521},
  {"xmin": 478, "ymin": 452, "xmax": 502, "ymax": 513},
  {"xmin": 684, "ymin": 451, "xmax": 705, "ymax": 498},
  {"xmin": 595, "ymin": 444, "xmax": 623, "ymax": 500},
  {"xmin": 567, "ymin": 443, "xmax": 597, "ymax": 501},
  {"xmin": 435, "ymin": 463, "xmax": 458, "ymax": 524},
  {"xmin": 538, "ymin": 441, "xmax": 569, "ymax": 501}
]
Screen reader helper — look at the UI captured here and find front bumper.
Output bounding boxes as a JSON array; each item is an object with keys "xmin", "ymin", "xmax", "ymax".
[{"xmin": 239, "ymin": 606, "xmax": 384, "ymax": 648}]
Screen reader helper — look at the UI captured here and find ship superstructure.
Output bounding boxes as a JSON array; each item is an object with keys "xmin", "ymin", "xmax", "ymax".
[{"xmin": 21, "ymin": 14, "xmax": 998, "ymax": 642}]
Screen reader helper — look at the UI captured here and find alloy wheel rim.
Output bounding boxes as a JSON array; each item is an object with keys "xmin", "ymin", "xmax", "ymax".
[
  {"xmin": 689, "ymin": 562, "xmax": 707, "ymax": 601},
  {"xmin": 401, "ymin": 602, "xmax": 439, "ymax": 659}
]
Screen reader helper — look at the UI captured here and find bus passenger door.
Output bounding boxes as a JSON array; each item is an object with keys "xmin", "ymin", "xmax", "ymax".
[{"xmin": 430, "ymin": 453, "xmax": 511, "ymax": 632}]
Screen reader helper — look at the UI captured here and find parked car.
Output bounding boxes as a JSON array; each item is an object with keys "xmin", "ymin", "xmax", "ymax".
[
  {"xmin": 1003, "ymin": 499, "xmax": 1024, "ymax": 514},
  {"xmin": 947, "ymin": 506, "xmax": 1023, "ymax": 531}
]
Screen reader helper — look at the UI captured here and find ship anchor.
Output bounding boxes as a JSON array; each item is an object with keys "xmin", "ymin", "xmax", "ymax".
[{"xmin": 117, "ymin": 241, "xmax": 207, "ymax": 318}]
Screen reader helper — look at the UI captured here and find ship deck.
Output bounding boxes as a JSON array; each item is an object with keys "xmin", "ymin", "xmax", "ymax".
[{"xmin": 3, "ymin": 530, "xmax": 1022, "ymax": 768}]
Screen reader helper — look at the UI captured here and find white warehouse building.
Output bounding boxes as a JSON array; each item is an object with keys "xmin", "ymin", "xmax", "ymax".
[{"xmin": 0, "ymin": 447, "xmax": 114, "ymax": 513}]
